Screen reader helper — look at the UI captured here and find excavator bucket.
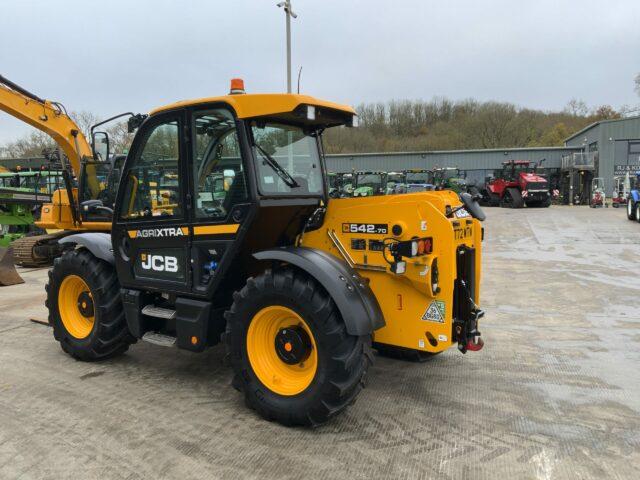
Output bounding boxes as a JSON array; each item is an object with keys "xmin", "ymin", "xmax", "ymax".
[{"xmin": 0, "ymin": 247, "xmax": 25, "ymax": 286}]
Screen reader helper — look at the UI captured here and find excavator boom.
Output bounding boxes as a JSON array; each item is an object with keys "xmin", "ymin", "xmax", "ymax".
[
  {"xmin": 0, "ymin": 75, "xmax": 110, "ymax": 268},
  {"xmin": 0, "ymin": 74, "xmax": 92, "ymax": 174}
]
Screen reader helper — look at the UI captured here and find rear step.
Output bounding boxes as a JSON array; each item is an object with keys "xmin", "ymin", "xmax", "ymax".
[
  {"xmin": 141, "ymin": 331, "xmax": 177, "ymax": 347},
  {"xmin": 141, "ymin": 305, "xmax": 176, "ymax": 320}
]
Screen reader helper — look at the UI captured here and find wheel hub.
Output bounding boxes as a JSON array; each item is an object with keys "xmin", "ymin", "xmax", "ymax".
[
  {"xmin": 275, "ymin": 326, "xmax": 312, "ymax": 365},
  {"xmin": 77, "ymin": 291, "xmax": 94, "ymax": 318}
]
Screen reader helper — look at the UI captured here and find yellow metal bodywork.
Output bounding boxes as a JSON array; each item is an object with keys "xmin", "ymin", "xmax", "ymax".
[
  {"xmin": 58, "ymin": 274, "xmax": 95, "ymax": 339},
  {"xmin": 246, "ymin": 305, "xmax": 318, "ymax": 396},
  {"xmin": 151, "ymin": 93, "xmax": 356, "ymax": 118},
  {"xmin": 300, "ymin": 191, "xmax": 482, "ymax": 353},
  {"xmin": 38, "ymin": 189, "xmax": 110, "ymax": 231}
]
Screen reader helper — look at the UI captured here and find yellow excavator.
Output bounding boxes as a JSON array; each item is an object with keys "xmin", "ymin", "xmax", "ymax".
[{"xmin": 0, "ymin": 75, "xmax": 138, "ymax": 267}]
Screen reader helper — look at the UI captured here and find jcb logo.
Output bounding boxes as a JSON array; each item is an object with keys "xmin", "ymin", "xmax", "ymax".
[{"xmin": 140, "ymin": 253, "xmax": 179, "ymax": 273}]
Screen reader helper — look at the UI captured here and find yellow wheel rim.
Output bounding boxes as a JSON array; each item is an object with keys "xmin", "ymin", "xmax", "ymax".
[
  {"xmin": 58, "ymin": 275, "xmax": 95, "ymax": 339},
  {"xmin": 246, "ymin": 306, "xmax": 318, "ymax": 396}
]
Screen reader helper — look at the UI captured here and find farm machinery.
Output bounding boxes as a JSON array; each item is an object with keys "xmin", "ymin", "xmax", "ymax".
[
  {"xmin": 352, "ymin": 171, "xmax": 386, "ymax": 197},
  {"xmin": 0, "ymin": 75, "xmax": 490, "ymax": 426},
  {"xmin": 432, "ymin": 167, "xmax": 468, "ymax": 194},
  {"xmin": 481, "ymin": 160, "xmax": 550, "ymax": 208},
  {"xmin": 611, "ymin": 174, "xmax": 630, "ymax": 208},
  {"xmin": 385, "ymin": 171, "xmax": 406, "ymax": 194},
  {"xmin": 404, "ymin": 169, "xmax": 434, "ymax": 192}
]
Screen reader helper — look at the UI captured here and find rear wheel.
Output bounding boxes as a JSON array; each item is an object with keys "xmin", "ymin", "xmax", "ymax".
[
  {"xmin": 636, "ymin": 204, "xmax": 640, "ymax": 223},
  {"xmin": 224, "ymin": 268, "xmax": 372, "ymax": 426},
  {"xmin": 46, "ymin": 249, "xmax": 134, "ymax": 361},
  {"xmin": 628, "ymin": 199, "xmax": 636, "ymax": 220}
]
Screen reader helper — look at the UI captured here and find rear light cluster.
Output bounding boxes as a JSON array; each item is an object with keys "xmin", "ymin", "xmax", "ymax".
[
  {"xmin": 391, "ymin": 237, "xmax": 433, "ymax": 258},
  {"xmin": 388, "ymin": 237, "xmax": 433, "ymax": 275}
]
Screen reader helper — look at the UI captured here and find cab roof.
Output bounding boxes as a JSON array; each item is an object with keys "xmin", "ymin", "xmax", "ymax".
[{"xmin": 150, "ymin": 93, "xmax": 356, "ymax": 124}]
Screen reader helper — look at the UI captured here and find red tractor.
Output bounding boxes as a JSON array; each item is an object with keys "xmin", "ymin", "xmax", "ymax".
[{"xmin": 481, "ymin": 160, "xmax": 550, "ymax": 208}]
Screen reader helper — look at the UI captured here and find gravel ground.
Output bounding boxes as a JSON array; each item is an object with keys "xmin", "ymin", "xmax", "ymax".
[{"xmin": 0, "ymin": 205, "xmax": 639, "ymax": 479}]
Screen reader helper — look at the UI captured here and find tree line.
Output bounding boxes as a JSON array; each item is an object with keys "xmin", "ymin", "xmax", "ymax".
[
  {"xmin": 322, "ymin": 98, "xmax": 633, "ymax": 154},
  {"xmin": 1, "ymin": 95, "xmax": 638, "ymax": 159}
]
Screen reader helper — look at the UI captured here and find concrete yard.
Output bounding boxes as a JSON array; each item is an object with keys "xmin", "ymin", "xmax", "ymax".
[{"xmin": 1, "ymin": 206, "xmax": 639, "ymax": 480}]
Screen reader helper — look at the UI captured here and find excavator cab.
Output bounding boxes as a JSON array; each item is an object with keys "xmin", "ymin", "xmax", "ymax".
[{"xmin": 44, "ymin": 80, "xmax": 486, "ymax": 427}]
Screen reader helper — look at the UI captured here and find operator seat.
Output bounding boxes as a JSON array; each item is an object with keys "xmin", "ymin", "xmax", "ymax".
[{"xmin": 222, "ymin": 173, "xmax": 248, "ymax": 214}]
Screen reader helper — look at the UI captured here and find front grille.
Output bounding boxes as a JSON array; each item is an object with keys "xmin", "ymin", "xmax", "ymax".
[{"xmin": 526, "ymin": 182, "xmax": 547, "ymax": 191}]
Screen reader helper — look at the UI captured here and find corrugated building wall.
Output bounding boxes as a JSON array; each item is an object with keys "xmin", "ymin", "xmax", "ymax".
[
  {"xmin": 565, "ymin": 116, "xmax": 640, "ymax": 193},
  {"xmin": 326, "ymin": 146, "xmax": 581, "ymax": 185}
]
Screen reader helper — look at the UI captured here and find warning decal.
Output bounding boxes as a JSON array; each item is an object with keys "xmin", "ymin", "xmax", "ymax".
[{"xmin": 422, "ymin": 300, "xmax": 446, "ymax": 323}]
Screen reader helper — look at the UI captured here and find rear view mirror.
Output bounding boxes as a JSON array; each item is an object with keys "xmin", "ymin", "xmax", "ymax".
[{"xmin": 92, "ymin": 131, "xmax": 110, "ymax": 161}]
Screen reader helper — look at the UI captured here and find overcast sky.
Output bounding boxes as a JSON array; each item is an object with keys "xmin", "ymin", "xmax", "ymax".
[{"xmin": 1, "ymin": 0, "xmax": 639, "ymax": 144}]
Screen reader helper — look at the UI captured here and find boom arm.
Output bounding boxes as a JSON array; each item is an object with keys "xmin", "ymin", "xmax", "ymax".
[{"xmin": 0, "ymin": 74, "xmax": 92, "ymax": 175}]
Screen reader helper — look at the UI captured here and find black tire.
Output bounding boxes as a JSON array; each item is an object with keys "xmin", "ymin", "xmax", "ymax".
[
  {"xmin": 374, "ymin": 343, "xmax": 441, "ymax": 362},
  {"xmin": 45, "ymin": 249, "xmax": 134, "ymax": 361},
  {"xmin": 224, "ymin": 268, "xmax": 372, "ymax": 427},
  {"xmin": 501, "ymin": 188, "xmax": 524, "ymax": 208},
  {"xmin": 627, "ymin": 199, "xmax": 636, "ymax": 220},
  {"xmin": 636, "ymin": 203, "xmax": 640, "ymax": 223}
]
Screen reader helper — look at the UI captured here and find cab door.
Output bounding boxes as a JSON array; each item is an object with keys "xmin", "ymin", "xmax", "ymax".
[
  {"xmin": 112, "ymin": 111, "xmax": 191, "ymax": 294},
  {"xmin": 187, "ymin": 107, "xmax": 254, "ymax": 297}
]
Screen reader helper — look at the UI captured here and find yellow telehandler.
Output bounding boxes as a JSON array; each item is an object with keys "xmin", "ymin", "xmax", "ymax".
[{"xmin": 5, "ymin": 76, "xmax": 487, "ymax": 426}]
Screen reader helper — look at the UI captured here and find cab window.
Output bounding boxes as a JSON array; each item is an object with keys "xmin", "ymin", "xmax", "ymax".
[
  {"xmin": 119, "ymin": 119, "xmax": 182, "ymax": 219},
  {"xmin": 193, "ymin": 110, "xmax": 248, "ymax": 220},
  {"xmin": 250, "ymin": 122, "xmax": 323, "ymax": 196}
]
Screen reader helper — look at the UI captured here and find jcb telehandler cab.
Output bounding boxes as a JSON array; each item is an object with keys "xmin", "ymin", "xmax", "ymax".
[{"xmin": 47, "ymin": 80, "xmax": 486, "ymax": 426}]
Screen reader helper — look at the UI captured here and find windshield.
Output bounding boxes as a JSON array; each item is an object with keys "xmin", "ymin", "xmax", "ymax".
[
  {"xmin": 437, "ymin": 169, "xmax": 459, "ymax": 180},
  {"xmin": 406, "ymin": 172, "xmax": 430, "ymax": 184},
  {"xmin": 356, "ymin": 174, "xmax": 383, "ymax": 189},
  {"xmin": 511, "ymin": 164, "xmax": 534, "ymax": 176},
  {"xmin": 387, "ymin": 173, "xmax": 404, "ymax": 184},
  {"xmin": 251, "ymin": 122, "xmax": 323, "ymax": 196}
]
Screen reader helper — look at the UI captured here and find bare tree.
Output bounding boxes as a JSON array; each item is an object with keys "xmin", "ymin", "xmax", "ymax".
[{"xmin": 564, "ymin": 99, "xmax": 589, "ymax": 117}]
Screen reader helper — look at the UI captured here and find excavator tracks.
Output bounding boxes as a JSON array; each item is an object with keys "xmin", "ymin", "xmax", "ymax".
[{"xmin": 12, "ymin": 232, "xmax": 67, "ymax": 267}]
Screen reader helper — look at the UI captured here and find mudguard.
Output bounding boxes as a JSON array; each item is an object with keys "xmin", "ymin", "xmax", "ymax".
[
  {"xmin": 631, "ymin": 190, "xmax": 640, "ymax": 203},
  {"xmin": 59, "ymin": 232, "xmax": 114, "ymax": 265},
  {"xmin": 254, "ymin": 247, "xmax": 385, "ymax": 336}
]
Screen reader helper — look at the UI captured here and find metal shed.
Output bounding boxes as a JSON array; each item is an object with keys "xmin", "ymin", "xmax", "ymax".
[
  {"xmin": 326, "ymin": 146, "xmax": 581, "ymax": 186},
  {"xmin": 564, "ymin": 116, "xmax": 640, "ymax": 193}
]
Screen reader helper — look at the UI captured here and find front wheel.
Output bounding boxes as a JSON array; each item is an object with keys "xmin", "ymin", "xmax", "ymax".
[
  {"xmin": 224, "ymin": 268, "xmax": 372, "ymax": 427},
  {"xmin": 46, "ymin": 249, "xmax": 134, "ymax": 361},
  {"xmin": 635, "ymin": 203, "xmax": 640, "ymax": 223}
]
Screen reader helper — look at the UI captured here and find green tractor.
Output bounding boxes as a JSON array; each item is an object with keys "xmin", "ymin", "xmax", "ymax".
[
  {"xmin": 340, "ymin": 172, "xmax": 355, "ymax": 196},
  {"xmin": 385, "ymin": 171, "xmax": 406, "ymax": 194},
  {"xmin": 404, "ymin": 169, "xmax": 434, "ymax": 192},
  {"xmin": 0, "ymin": 170, "xmax": 63, "ymax": 246},
  {"xmin": 327, "ymin": 172, "xmax": 341, "ymax": 198},
  {"xmin": 432, "ymin": 167, "xmax": 468, "ymax": 194},
  {"xmin": 353, "ymin": 171, "xmax": 386, "ymax": 197}
]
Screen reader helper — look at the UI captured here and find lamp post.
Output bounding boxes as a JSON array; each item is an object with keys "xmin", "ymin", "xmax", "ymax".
[{"xmin": 277, "ymin": 1, "xmax": 297, "ymax": 93}]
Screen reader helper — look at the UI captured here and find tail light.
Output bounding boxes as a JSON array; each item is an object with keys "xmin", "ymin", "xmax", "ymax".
[
  {"xmin": 388, "ymin": 237, "xmax": 433, "ymax": 275},
  {"xmin": 392, "ymin": 237, "xmax": 433, "ymax": 259}
]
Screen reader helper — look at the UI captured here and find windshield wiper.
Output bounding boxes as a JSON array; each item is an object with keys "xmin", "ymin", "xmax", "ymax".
[{"xmin": 254, "ymin": 143, "xmax": 300, "ymax": 188}]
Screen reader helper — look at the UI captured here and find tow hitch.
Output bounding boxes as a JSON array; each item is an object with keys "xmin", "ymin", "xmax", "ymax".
[{"xmin": 454, "ymin": 308, "xmax": 484, "ymax": 353}]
